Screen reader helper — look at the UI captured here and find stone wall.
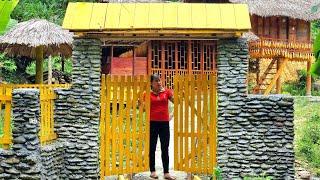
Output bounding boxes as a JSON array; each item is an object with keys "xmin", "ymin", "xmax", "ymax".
[
  {"xmin": 0, "ymin": 89, "xmax": 42, "ymax": 179},
  {"xmin": 53, "ymin": 38, "xmax": 102, "ymax": 179},
  {"xmin": 217, "ymin": 39, "xmax": 295, "ymax": 179},
  {"xmin": 40, "ymin": 141, "xmax": 65, "ymax": 179}
]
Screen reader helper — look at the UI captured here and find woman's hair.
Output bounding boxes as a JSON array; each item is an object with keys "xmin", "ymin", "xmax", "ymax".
[{"xmin": 150, "ymin": 74, "xmax": 160, "ymax": 82}]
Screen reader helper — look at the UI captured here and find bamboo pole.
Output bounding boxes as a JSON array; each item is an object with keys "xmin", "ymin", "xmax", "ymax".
[
  {"xmin": 306, "ymin": 60, "xmax": 312, "ymax": 96},
  {"xmin": 35, "ymin": 46, "xmax": 44, "ymax": 84},
  {"xmin": 276, "ymin": 58, "xmax": 281, "ymax": 94}
]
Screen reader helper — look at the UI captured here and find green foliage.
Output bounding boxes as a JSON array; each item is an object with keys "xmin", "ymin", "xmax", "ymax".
[
  {"xmin": 211, "ymin": 167, "xmax": 223, "ymax": 180},
  {"xmin": 0, "ymin": 53, "xmax": 17, "ymax": 82},
  {"xmin": 296, "ymin": 114, "xmax": 320, "ymax": 175},
  {"xmin": 11, "ymin": 0, "xmax": 98, "ymax": 25},
  {"xmin": 282, "ymin": 69, "xmax": 320, "ymax": 96},
  {"xmin": 25, "ymin": 56, "xmax": 72, "ymax": 76}
]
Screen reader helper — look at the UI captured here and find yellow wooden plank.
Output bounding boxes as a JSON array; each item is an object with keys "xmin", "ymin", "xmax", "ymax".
[
  {"xmin": 100, "ymin": 75, "xmax": 106, "ymax": 178},
  {"xmin": 202, "ymin": 75, "xmax": 208, "ymax": 174},
  {"xmin": 190, "ymin": 74, "xmax": 196, "ymax": 172},
  {"xmin": 105, "ymin": 75, "xmax": 111, "ymax": 176},
  {"xmin": 138, "ymin": 75, "xmax": 144, "ymax": 172},
  {"xmin": 206, "ymin": 4, "xmax": 222, "ymax": 29},
  {"xmin": 89, "ymin": 3, "xmax": 108, "ymax": 29},
  {"xmin": 184, "ymin": 75, "xmax": 189, "ymax": 171},
  {"xmin": 173, "ymin": 75, "xmax": 179, "ymax": 170},
  {"xmin": 132, "ymin": 76, "xmax": 138, "ymax": 173},
  {"xmin": 234, "ymin": 4, "xmax": 251, "ymax": 30},
  {"xmin": 111, "ymin": 76, "xmax": 118, "ymax": 175},
  {"xmin": 119, "ymin": 76, "xmax": 125, "ymax": 174},
  {"xmin": 162, "ymin": 3, "xmax": 178, "ymax": 28},
  {"xmin": 191, "ymin": 4, "xmax": 207, "ymax": 29},
  {"xmin": 179, "ymin": 75, "xmax": 184, "ymax": 171},
  {"xmin": 105, "ymin": 3, "xmax": 122, "ymax": 29},
  {"xmin": 219, "ymin": 4, "xmax": 236, "ymax": 29},
  {"xmin": 177, "ymin": 3, "xmax": 192, "ymax": 28},
  {"xmin": 71, "ymin": 3, "xmax": 93, "ymax": 30},
  {"xmin": 196, "ymin": 74, "xmax": 202, "ymax": 173},
  {"xmin": 133, "ymin": 3, "xmax": 149, "ymax": 29},
  {"xmin": 145, "ymin": 76, "xmax": 151, "ymax": 171},
  {"xmin": 118, "ymin": 3, "xmax": 135, "ymax": 29},
  {"xmin": 62, "ymin": 2, "xmax": 77, "ymax": 29},
  {"xmin": 125, "ymin": 76, "xmax": 132, "ymax": 173},
  {"xmin": 148, "ymin": 3, "xmax": 164, "ymax": 29},
  {"xmin": 3, "ymin": 87, "xmax": 12, "ymax": 148}
]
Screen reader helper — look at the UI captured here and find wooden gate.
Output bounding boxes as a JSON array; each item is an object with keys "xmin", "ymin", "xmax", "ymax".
[
  {"xmin": 173, "ymin": 74, "xmax": 217, "ymax": 174},
  {"xmin": 100, "ymin": 75, "xmax": 150, "ymax": 178}
]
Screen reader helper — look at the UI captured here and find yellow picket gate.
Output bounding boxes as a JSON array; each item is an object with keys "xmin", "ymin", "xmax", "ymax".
[
  {"xmin": 173, "ymin": 74, "xmax": 217, "ymax": 174},
  {"xmin": 0, "ymin": 84, "xmax": 70, "ymax": 148},
  {"xmin": 100, "ymin": 75, "xmax": 150, "ymax": 178}
]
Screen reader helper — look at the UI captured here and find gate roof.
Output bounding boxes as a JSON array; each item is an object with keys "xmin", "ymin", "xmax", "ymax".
[{"xmin": 62, "ymin": 3, "xmax": 251, "ymax": 38}]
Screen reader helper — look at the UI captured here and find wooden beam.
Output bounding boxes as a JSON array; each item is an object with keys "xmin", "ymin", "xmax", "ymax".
[
  {"xmin": 200, "ymin": 41, "xmax": 204, "ymax": 74},
  {"xmin": 188, "ymin": 40, "xmax": 192, "ymax": 74},
  {"xmin": 147, "ymin": 41, "xmax": 152, "ymax": 75},
  {"xmin": 264, "ymin": 58, "xmax": 288, "ymax": 95},
  {"xmin": 35, "ymin": 46, "xmax": 44, "ymax": 84},
  {"xmin": 48, "ymin": 56, "xmax": 52, "ymax": 85},
  {"xmin": 175, "ymin": 41, "xmax": 178, "ymax": 74},
  {"xmin": 110, "ymin": 46, "xmax": 113, "ymax": 75},
  {"xmin": 306, "ymin": 60, "xmax": 312, "ymax": 96},
  {"xmin": 276, "ymin": 58, "xmax": 281, "ymax": 94},
  {"xmin": 132, "ymin": 47, "xmax": 135, "ymax": 76}
]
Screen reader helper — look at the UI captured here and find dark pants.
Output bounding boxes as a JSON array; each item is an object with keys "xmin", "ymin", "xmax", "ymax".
[{"xmin": 149, "ymin": 121, "xmax": 170, "ymax": 174}]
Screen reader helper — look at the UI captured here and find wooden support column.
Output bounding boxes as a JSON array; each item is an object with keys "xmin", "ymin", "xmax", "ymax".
[
  {"xmin": 161, "ymin": 41, "xmax": 165, "ymax": 83},
  {"xmin": 147, "ymin": 41, "xmax": 152, "ymax": 75},
  {"xmin": 35, "ymin": 46, "xmax": 44, "ymax": 84},
  {"xmin": 48, "ymin": 55, "xmax": 52, "ymax": 84},
  {"xmin": 306, "ymin": 60, "xmax": 312, "ymax": 96},
  {"xmin": 187, "ymin": 40, "xmax": 192, "ymax": 74},
  {"xmin": 61, "ymin": 56, "xmax": 65, "ymax": 72},
  {"xmin": 200, "ymin": 41, "xmax": 204, "ymax": 74},
  {"xmin": 110, "ymin": 46, "xmax": 113, "ymax": 75},
  {"xmin": 276, "ymin": 58, "xmax": 282, "ymax": 94},
  {"xmin": 132, "ymin": 47, "xmax": 135, "ymax": 76},
  {"xmin": 175, "ymin": 42, "xmax": 178, "ymax": 74}
]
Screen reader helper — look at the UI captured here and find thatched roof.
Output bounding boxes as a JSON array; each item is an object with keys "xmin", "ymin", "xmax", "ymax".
[
  {"xmin": 230, "ymin": 0, "xmax": 320, "ymax": 21},
  {"xmin": 241, "ymin": 32, "xmax": 260, "ymax": 41},
  {"xmin": 0, "ymin": 19, "xmax": 73, "ymax": 58}
]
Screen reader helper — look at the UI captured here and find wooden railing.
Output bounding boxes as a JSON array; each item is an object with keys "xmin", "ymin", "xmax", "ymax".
[
  {"xmin": 249, "ymin": 38, "xmax": 314, "ymax": 61},
  {"xmin": 0, "ymin": 84, "xmax": 70, "ymax": 148}
]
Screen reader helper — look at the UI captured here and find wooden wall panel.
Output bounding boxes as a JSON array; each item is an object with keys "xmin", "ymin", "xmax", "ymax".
[
  {"xmin": 288, "ymin": 19, "xmax": 297, "ymax": 41},
  {"xmin": 278, "ymin": 17, "xmax": 288, "ymax": 40},
  {"xmin": 263, "ymin": 17, "xmax": 271, "ymax": 37},
  {"xmin": 111, "ymin": 57, "xmax": 147, "ymax": 76},
  {"xmin": 296, "ymin": 20, "xmax": 311, "ymax": 42},
  {"xmin": 270, "ymin": 16, "xmax": 278, "ymax": 38}
]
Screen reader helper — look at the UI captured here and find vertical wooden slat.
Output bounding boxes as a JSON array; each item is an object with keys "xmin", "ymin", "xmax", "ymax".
[
  {"xmin": 3, "ymin": 87, "xmax": 12, "ymax": 148},
  {"xmin": 132, "ymin": 76, "xmax": 138, "ymax": 172},
  {"xmin": 125, "ymin": 76, "xmax": 132, "ymax": 173},
  {"xmin": 138, "ymin": 75, "xmax": 144, "ymax": 171},
  {"xmin": 110, "ymin": 46, "xmax": 114, "ymax": 75},
  {"xmin": 175, "ymin": 42, "xmax": 178, "ymax": 75},
  {"xmin": 174, "ymin": 74, "xmax": 179, "ymax": 170},
  {"xmin": 179, "ymin": 75, "xmax": 183, "ymax": 170},
  {"xmin": 119, "ymin": 76, "xmax": 125, "ymax": 173},
  {"xmin": 200, "ymin": 42, "xmax": 204, "ymax": 74},
  {"xmin": 306, "ymin": 61, "xmax": 312, "ymax": 96},
  {"xmin": 202, "ymin": 74, "xmax": 208, "ymax": 174},
  {"xmin": 100, "ymin": 75, "xmax": 106, "ymax": 178},
  {"xmin": 190, "ymin": 74, "xmax": 196, "ymax": 172},
  {"xmin": 111, "ymin": 76, "xmax": 118, "ymax": 174},
  {"xmin": 212, "ymin": 74, "xmax": 217, "ymax": 170},
  {"xmin": 184, "ymin": 75, "xmax": 189, "ymax": 171},
  {"xmin": 161, "ymin": 41, "xmax": 165, "ymax": 83},
  {"xmin": 105, "ymin": 75, "xmax": 111, "ymax": 176},
  {"xmin": 196, "ymin": 74, "xmax": 202, "ymax": 173},
  {"xmin": 145, "ymin": 75, "xmax": 151, "ymax": 170}
]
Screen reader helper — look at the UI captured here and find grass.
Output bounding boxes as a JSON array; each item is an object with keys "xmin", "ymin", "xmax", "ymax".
[{"xmin": 294, "ymin": 97, "xmax": 320, "ymax": 176}]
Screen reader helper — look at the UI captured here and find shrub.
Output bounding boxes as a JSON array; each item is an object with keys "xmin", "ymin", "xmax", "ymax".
[
  {"xmin": 0, "ymin": 53, "xmax": 17, "ymax": 83},
  {"xmin": 26, "ymin": 56, "xmax": 72, "ymax": 76}
]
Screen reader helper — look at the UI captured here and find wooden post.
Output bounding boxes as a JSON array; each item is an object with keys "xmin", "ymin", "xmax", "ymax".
[
  {"xmin": 200, "ymin": 41, "xmax": 204, "ymax": 74},
  {"xmin": 276, "ymin": 58, "xmax": 282, "ymax": 94},
  {"xmin": 147, "ymin": 41, "xmax": 152, "ymax": 75},
  {"xmin": 132, "ymin": 46, "xmax": 135, "ymax": 76},
  {"xmin": 175, "ymin": 42, "xmax": 178, "ymax": 74},
  {"xmin": 161, "ymin": 41, "xmax": 165, "ymax": 83},
  {"xmin": 48, "ymin": 55, "xmax": 52, "ymax": 84},
  {"xmin": 35, "ymin": 46, "xmax": 44, "ymax": 84},
  {"xmin": 61, "ymin": 56, "xmax": 65, "ymax": 72},
  {"xmin": 110, "ymin": 46, "xmax": 113, "ymax": 75},
  {"xmin": 187, "ymin": 40, "xmax": 192, "ymax": 74},
  {"xmin": 306, "ymin": 60, "xmax": 312, "ymax": 96}
]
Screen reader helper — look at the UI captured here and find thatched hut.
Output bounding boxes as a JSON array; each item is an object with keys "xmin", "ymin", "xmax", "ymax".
[
  {"xmin": 186, "ymin": 0, "xmax": 318, "ymax": 95},
  {"xmin": 0, "ymin": 19, "xmax": 73, "ymax": 84}
]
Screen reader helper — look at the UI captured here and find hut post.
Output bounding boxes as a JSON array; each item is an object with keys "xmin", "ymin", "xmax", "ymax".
[
  {"xmin": 276, "ymin": 58, "xmax": 282, "ymax": 94},
  {"xmin": 35, "ymin": 46, "xmax": 44, "ymax": 84},
  {"xmin": 48, "ymin": 55, "xmax": 52, "ymax": 84},
  {"xmin": 306, "ymin": 60, "xmax": 312, "ymax": 96},
  {"xmin": 61, "ymin": 56, "xmax": 65, "ymax": 72},
  {"xmin": 147, "ymin": 41, "xmax": 152, "ymax": 75}
]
